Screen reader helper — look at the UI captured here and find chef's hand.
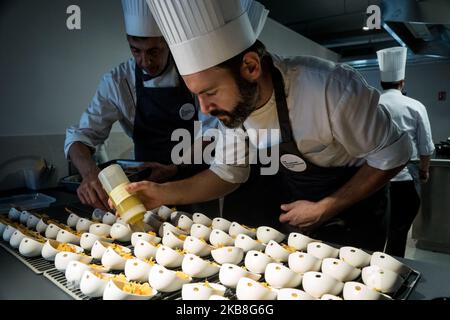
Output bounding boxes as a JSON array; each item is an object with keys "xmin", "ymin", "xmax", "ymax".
[
  {"xmin": 279, "ymin": 200, "xmax": 328, "ymax": 233},
  {"xmin": 419, "ymin": 169, "xmax": 429, "ymax": 184},
  {"xmin": 139, "ymin": 162, "xmax": 178, "ymax": 183},
  {"xmin": 77, "ymin": 172, "xmax": 110, "ymax": 211},
  {"xmin": 125, "ymin": 181, "xmax": 165, "ymax": 210}
]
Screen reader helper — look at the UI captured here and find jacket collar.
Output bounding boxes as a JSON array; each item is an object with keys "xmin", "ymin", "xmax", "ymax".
[{"xmin": 383, "ymin": 89, "xmax": 403, "ymax": 95}]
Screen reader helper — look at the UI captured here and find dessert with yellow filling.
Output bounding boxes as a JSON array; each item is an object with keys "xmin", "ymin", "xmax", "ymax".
[
  {"xmin": 174, "ymin": 248, "xmax": 186, "ymax": 255},
  {"xmin": 281, "ymin": 244, "xmax": 297, "ymax": 253},
  {"xmin": 119, "ymin": 252, "xmax": 134, "ymax": 259},
  {"xmin": 0, "ymin": 216, "xmax": 15, "ymax": 225},
  {"xmin": 25, "ymin": 230, "xmax": 47, "ymax": 243},
  {"xmin": 108, "ymin": 243, "xmax": 133, "ymax": 259},
  {"xmin": 122, "ymin": 282, "xmax": 152, "ymax": 296},
  {"xmin": 56, "ymin": 243, "xmax": 77, "ymax": 253},
  {"xmin": 112, "ymin": 274, "xmax": 128, "ymax": 283},
  {"xmin": 143, "ymin": 257, "xmax": 156, "ymax": 266},
  {"xmin": 110, "ymin": 244, "xmax": 129, "ymax": 254},
  {"xmin": 176, "ymin": 271, "xmax": 190, "ymax": 280},
  {"xmin": 60, "ymin": 225, "xmax": 82, "ymax": 236},
  {"xmin": 89, "ymin": 264, "xmax": 106, "ymax": 271},
  {"xmin": 242, "ymin": 225, "xmax": 257, "ymax": 232}
]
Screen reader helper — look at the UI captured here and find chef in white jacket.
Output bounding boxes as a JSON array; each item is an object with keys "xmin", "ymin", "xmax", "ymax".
[
  {"xmin": 377, "ymin": 47, "xmax": 435, "ymax": 256},
  {"xmin": 125, "ymin": 0, "xmax": 413, "ymax": 251},
  {"xmin": 64, "ymin": 0, "xmax": 215, "ymax": 210}
]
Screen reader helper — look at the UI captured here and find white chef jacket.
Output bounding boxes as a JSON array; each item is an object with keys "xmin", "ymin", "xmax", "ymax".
[
  {"xmin": 210, "ymin": 55, "xmax": 413, "ymax": 184},
  {"xmin": 64, "ymin": 58, "xmax": 217, "ymax": 158},
  {"xmin": 380, "ymin": 89, "xmax": 435, "ymax": 181}
]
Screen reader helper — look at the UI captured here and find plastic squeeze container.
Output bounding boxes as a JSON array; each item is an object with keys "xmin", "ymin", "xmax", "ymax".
[{"xmin": 98, "ymin": 164, "xmax": 146, "ymax": 225}]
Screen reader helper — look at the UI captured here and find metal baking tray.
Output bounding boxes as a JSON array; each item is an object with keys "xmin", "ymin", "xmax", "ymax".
[
  {"xmin": 60, "ymin": 159, "xmax": 152, "ymax": 192},
  {"xmin": 0, "ymin": 193, "xmax": 56, "ymax": 213},
  {"xmin": 0, "ymin": 204, "xmax": 421, "ymax": 300}
]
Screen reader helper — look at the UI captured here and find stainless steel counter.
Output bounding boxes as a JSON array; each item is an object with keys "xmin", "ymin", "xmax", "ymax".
[
  {"xmin": 0, "ymin": 248, "xmax": 71, "ymax": 300},
  {"xmin": 412, "ymin": 158, "xmax": 450, "ymax": 254}
]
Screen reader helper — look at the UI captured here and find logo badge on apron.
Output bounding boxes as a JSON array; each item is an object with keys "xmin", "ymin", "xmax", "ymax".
[
  {"xmin": 179, "ymin": 103, "xmax": 196, "ymax": 121},
  {"xmin": 280, "ymin": 154, "xmax": 307, "ymax": 172}
]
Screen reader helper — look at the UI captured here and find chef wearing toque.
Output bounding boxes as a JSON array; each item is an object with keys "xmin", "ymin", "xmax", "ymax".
[
  {"xmin": 126, "ymin": 0, "xmax": 412, "ymax": 251},
  {"xmin": 377, "ymin": 47, "xmax": 435, "ymax": 257},
  {"xmin": 65, "ymin": 0, "xmax": 215, "ymax": 211}
]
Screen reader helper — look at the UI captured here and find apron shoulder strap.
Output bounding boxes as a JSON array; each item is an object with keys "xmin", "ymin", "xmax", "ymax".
[
  {"xmin": 134, "ymin": 63, "xmax": 145, "ymax": 91},
  {"xmin": 269, "ymin": 57, "xmax": 295, "ymax": 144}
]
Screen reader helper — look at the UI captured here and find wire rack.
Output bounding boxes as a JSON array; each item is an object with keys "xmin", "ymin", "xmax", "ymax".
[
  {"xmin": 0, "ymin": 241, "xmax": 54, "ymax": 274},
  {"xmin": 1, "ymin": 235, "xmax": 421, "ymax": 300},
  {"xmin": 1, "ymin": 203, "xmax": 422, "ymax": 301},
  {"xmin": 43, "ymin": 268, "xmax": 95, "ymax": 300}
]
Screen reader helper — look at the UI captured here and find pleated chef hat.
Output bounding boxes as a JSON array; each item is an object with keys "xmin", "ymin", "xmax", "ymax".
[
  {"xmin": 146, "ymin": 0, "xmax": 269, "ymax": 75},
  {"xmin": 122, "ymin": 0, "xmax": 162, "ymax": 37},
  {"xmin": 377, "ymin": 47, "xmax": 408, "ymax": 82}
]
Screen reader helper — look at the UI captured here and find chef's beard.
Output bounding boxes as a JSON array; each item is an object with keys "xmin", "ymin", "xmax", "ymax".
[{"xmin": 210, "ymin": 77, "xmax": 259, "ymax": 128}]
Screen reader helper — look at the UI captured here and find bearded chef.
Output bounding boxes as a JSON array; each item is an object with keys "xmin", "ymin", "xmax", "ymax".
[{"xmin": 125, "ymin": 0, "xmax": 412, "ymax": 251}]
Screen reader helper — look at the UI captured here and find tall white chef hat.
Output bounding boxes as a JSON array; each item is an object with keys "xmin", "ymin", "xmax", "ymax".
[
  {"xmin": 377, "ymin": 46, "xmax": 408, "ymax": 82},
  {"xmin": 122, "ymin": 0, "xmax": 162, "ymax": 37},
  {"xmin": 146, "ymin": 0, "xmax": 269, "ymax": 75}
]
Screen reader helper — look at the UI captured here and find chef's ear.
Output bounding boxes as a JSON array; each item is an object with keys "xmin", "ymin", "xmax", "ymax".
[{"xmin": 240, "ymin": 51, "xmax": 262, "ymax": 82}]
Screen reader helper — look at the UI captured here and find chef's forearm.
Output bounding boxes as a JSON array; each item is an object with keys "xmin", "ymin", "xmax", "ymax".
[
  {"xmin": 160, "ymin": 169, "xmax": 239, "ymax": 205},
  {"xmin": 318, "ymin": 163, "xmax": 404, "ymax": 219},
  {"xmin": 68, "ymin": 142, "xmax": 100, "ymax": 178},
  {"xmin": 419, "ymin": 155, "xmax": 431, "ymax": 172}
]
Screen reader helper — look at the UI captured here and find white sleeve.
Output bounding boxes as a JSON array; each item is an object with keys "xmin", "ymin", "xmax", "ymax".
[
  {"xmin": 64, "ymin": 74, "xmax": 123, "ymax": 158},
  {"xmin": 415, "ymin": 104, "xmax": 435, "ymax": 156},
  {"xmin": 329, "ymin": 65, "xmax": 412, "ymax": 170},
  {"xmin": 208, "ymin": 122, "xmax": 250, "ymax": 184}
]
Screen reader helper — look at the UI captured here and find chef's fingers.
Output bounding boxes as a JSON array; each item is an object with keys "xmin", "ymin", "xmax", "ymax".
[
  {"xmin": 280, "ymin": 202, "xmax": 297, "ymax": 212},
  {"xmin": 85, "ymin": 187, "xmax": 106, "ymax": 211},
  {"xmin": 85, "ymin": 187, "xmax": 98, "ymax": 208},
  {"xmin": 108, "ymin": 198, "xmax": 115, "ymax": 211},
  {"xmin": 126, "ymin": 181, "xmax": 151, "ymax": 193},
  {"xmin": 93, "ymin": 184, "xmax": 110, "ymax": 210},
  {"xmin": 77, "ymin": 187, "xmax": 88, "ymax": 205},
  {"xmin": 279, "ymin": 211, "xmax": 293, "ymax": 223}
]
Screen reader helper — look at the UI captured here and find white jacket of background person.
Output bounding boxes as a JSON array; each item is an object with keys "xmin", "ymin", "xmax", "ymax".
[{"xmin": 379, "ymin": 89, "xmax": 435, "ymax": 182}]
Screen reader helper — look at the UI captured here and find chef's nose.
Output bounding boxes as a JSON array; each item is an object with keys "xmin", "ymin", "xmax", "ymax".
[
  {"xmin": 140, "ymin": 53, "xmax": 152, "ymax": 68},
  {"xmin": 198, "ymin": 95, "xmax": 214, "ymax": 114}
]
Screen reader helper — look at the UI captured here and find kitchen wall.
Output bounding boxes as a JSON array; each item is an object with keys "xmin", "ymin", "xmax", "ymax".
[
  {"xmin": 4, "ymin": 2, "xmax": 449, "ymax": 191},
  {"xmin": 0, "ymin": 0, "xmax": 133, "ymax": 190},
  {"xmin": 358, "ymin": 61, "xmax": 450, "ymax": 144},
  {"xmin": 260, "ymin": 18, "xmax": 340, "ymax": 61},
  {"xmin": 0, "ymin": 0, "xmax": 339, "ymax": 191}
]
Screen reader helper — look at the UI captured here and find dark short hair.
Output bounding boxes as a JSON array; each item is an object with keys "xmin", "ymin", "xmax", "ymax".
[
  {"xmin": 381, "ymin": 81, "xmax": 403, "ymax": 90},
  {"xmin": 126, "ymin": 35, "xmax": 150, "ymax": 41},
  {"xmin": 216, "ymin": 40, "xmax": 270, "ymax": 79}
]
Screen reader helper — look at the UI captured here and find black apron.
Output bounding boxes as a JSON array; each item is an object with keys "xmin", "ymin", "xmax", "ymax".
[
  {"xmin": 222, "ymin": 160, "xmax": 282, "ymax": 228},
  {"xmin": 133, "ymin": 64, "xmax": 197, "ymax": 164},
  {"xmin": 224, "ymin": 59, "xmax": 388, "ymax": 251},
  {"xmin": 270, "ymin": 59, "xmax": 389, "ymax": 252}
]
